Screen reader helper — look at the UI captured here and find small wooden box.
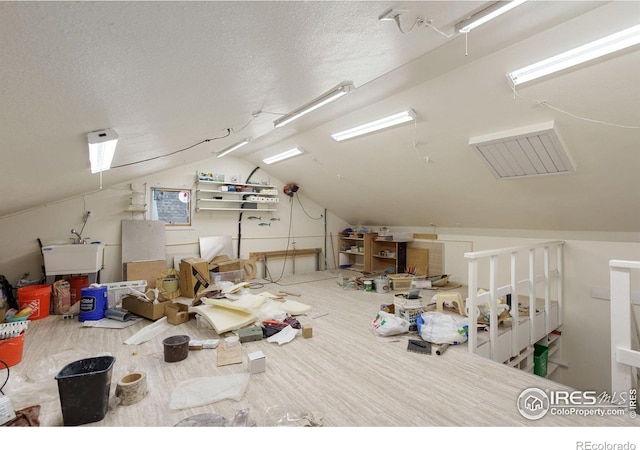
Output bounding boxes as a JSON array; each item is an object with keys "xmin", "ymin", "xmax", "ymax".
[{"xmin": 302, "ymin": 324, "xmax": 313, "ymax": 338}]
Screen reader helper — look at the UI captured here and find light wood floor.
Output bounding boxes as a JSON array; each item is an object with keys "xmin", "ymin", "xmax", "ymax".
[{"xmin": 4, "ymin": 270, "xmax": 638, "ymax": 430}]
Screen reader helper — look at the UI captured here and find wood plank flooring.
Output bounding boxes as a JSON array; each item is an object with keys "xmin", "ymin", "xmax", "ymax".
[{"xmin": 4, "ymin": 271, "xmax": 638, "ymax": 429}]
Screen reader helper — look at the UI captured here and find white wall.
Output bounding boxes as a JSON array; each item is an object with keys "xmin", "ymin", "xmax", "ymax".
[{"xmin": 0, "ymin": 155, "xmax": 349, "ymax": 286}]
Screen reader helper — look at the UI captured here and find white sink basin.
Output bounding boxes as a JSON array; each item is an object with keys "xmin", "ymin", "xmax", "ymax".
[{"xmin": 42, "ymin": 243, "xmax": 105, "ymax": 276}]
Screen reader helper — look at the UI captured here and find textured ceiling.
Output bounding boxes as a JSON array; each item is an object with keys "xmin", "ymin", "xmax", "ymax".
[{"xmin": 1, "ymin": 1, "xmax": 639, "ymax": 232}]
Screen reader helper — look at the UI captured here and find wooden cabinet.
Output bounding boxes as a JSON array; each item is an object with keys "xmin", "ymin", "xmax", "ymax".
[
  {"xmin": 196, "ymin": 180, "xmax": 279, "ymax": 212},
  {"xmin": 371, "ymin": 239, "xmax": 407, "ymax": 274},
  {"xmin": 338, "ymin": 233, "xmax": 376, "ymax": 273}
]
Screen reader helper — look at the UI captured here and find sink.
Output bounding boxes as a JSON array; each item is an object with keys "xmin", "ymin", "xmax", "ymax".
[{"xmin": 41, "ymin": 243, "xmax": 105, "ymax": 276}]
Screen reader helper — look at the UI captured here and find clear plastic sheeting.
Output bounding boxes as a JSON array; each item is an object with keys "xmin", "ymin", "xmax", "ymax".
[
  {"xmin": 168, "ymin": 373, "xmax": 250, "ymax": 410},
  {"xmin": 173, "ymin": 408, "xmax": 254, "ymax": 427},
  {"xmin": 263, "ymin": 405, "xmax": 323, "ymax": 427}
]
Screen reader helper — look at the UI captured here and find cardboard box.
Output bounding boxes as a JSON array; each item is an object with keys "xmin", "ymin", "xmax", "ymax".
[
  {"xmin": 208, "ymin": 255, "xmax": 242, "ymax": 272},
  {"xmin": 216, "ymin": 259, "xmax": 242, "ymax": 272},
  {"xmin": 122, "ymin": 295, "xmax": 166, "ymax": 321},
  {"xmin": 123, "ymin": 260, "xmax": 168, "ymax": 289},
  {"xmin": 302, "ymin": 324, "xmax": 313, "ymax": 339},
  {"xmin": 179, "ymin": 257, "xmax": 210, "ymax": 298},
  {"xmin": 165, "ymin": 302, "xmax": 190, "ymax": 325},
  {"xmin": 247, "ymin": 351, "xmax": 265, "ymax": 374}
]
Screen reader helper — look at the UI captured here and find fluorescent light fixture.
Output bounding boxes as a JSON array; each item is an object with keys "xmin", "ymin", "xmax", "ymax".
[
  {"xmin": 217, "ymin": 139, "xmax": 250, "ymax": 158},
  {"xmin": 331, "ymin": 109, "xmax": 416, "ymax": 142},
  {"xmin": 455, "ymin": 0, "xmax": 527, "ymax": 34},
  {"xmin": 88, "ymin": 128, "xmax": 118, "ymax": 173},
  {"xmin": 274, "ymin": 82, "xmax": 354, "ymax": 128},
  {"xmin": 262, "ymin": 147, "xmax": 303, "ymax": 165},
  {"xmin": 507, "ymin": 23, "xmax": 640, "ymax": 86}
]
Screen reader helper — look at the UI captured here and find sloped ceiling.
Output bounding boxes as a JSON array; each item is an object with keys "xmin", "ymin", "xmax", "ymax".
[{"xmin": 1, "ymin": 1, "xmax": 639, "ymax": 232}]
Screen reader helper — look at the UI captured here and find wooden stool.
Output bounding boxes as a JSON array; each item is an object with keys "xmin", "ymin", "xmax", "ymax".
[{"xmin": 436, "ymin": 292, "xmax": 465, "ymax": 316}]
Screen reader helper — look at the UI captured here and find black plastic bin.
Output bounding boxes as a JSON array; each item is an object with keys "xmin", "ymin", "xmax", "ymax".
[{"xmin": 55, "ymin": 355, "xmax": 116, "ymax": 426}]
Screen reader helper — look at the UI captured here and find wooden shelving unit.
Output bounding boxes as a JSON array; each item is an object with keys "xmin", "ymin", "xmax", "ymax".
[
  {"xmin": 371, "ymin": 238, "xmax": 407, "ymax": 274},
  {"xmin": 338, "ymin": 233, "xmax": 376, "ymax": 273}
]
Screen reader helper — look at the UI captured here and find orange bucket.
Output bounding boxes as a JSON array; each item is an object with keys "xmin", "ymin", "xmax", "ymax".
[
  {"xmin": 68, "ymin": 276, "xmax": 89, "ymax": 306},
  {"xmin": 17, "ymin": 284, "xmax": 51, "ymax": 320},
  {"xmin": 0, "ymin": 332, "xmax": 25, "ymax": 367}
]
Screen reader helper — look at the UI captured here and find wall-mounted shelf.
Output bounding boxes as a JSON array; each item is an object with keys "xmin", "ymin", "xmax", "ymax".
[{"xmin": 196, "ymin": 179, "xmax": 279, "ymax": 212}]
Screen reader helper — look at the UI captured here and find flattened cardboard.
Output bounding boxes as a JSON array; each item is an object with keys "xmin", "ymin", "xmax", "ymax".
[
  {"xmin": 124, "ymin": 260, "xmax": 168, "ymax": 289},
  {"xmin": 217, "ymin": 342, "xmax": 242, "ymax": 366}
]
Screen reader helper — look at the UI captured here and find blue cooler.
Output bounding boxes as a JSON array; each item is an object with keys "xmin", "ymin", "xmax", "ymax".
[{"xmin": 78, "ymin": 285, "xmax": 108, "ymax": 322}]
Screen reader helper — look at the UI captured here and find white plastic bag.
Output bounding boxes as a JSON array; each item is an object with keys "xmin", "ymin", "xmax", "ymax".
[
  {"xmin": 371, "ymin": 310, "xmax": 409, "ymax": 336},
  {"xmin": 417, "ymin": 311, "xmax": 469, "ymax": 344}
]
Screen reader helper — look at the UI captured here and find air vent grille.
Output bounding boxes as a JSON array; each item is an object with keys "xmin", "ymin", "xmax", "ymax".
[{"xmin": 469, "ymin": 121, "xmax": 576, "ymax": 179}]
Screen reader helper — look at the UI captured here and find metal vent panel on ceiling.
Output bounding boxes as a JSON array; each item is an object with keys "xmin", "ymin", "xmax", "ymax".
[{"xmin": 469, "ymin": 121, "xmax": 576, "ymax": 179}]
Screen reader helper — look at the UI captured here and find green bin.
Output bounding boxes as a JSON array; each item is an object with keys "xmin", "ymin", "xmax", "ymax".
[{"xmin": 534, "ymin": 344, "xmax": 549, "ymax": 377}]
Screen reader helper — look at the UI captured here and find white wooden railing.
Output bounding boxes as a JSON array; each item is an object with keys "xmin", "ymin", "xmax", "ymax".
[
  {"xmin": 610, "ymin": 260, "xmax": 640, "ymax": 402},
  {"xmin": 465, "ymin": 241, "xmax": 565, "ymax": 363}
]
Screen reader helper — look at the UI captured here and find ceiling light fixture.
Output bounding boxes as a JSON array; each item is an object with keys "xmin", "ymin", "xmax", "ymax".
[
  {"xmin": 217, "ymin": 139, "xmax": 250, "ymax": 158},
  {"xmin": 88, "ymin": 128, "xmax": 118, "ymax": 173},
  {"xmin": 273, "ymin": 82, "xmax": 354, "ymax": 129},
  {"xmin": 262, "ymin": 147, "xmax": 304, "ymax": 165},
  {"xmin": 507, "ymin": 23, "xmax": 640, "ymax": 86},
  {"xmin": 331, "ymin": 109, "xmax": 416, "ymax": 142},
  {"xmin": 455, "ymin": 0, "xmax": 527, "ymax": 34}
]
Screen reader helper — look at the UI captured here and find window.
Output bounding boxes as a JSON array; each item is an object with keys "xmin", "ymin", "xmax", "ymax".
[{"xmin": 150, "ymin": 187, "xmax": 191, "ymax": 226}]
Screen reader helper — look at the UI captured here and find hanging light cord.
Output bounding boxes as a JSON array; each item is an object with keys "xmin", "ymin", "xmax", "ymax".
[
  {"xmin": 295, "ymin": 193, "xmax": 323, "ymax": 220},
  {"xmin": 513, "ymin": 89, "xmax": 640, "ymax": 130},
  {"xmin": 111, "ymin": 128, "xmax": 232, "ymax": 169},
  {"xmin": 393, "ymin": 16, "xmax": 454, "ymax": 38}
]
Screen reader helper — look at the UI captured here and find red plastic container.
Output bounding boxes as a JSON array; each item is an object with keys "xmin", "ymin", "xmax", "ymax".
[
  {"xmin": 68, "ymin": 276, "xmax": 89, "ymax": 307},
  {"xmin": 0, "ymin": 332, "xmax": 25, "ymax": 367}
]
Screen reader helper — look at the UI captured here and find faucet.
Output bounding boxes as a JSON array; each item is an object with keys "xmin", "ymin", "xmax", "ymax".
[
  {"xmin": 70, "ymin": 210, "xmax": 92, "ymax": 244},
  {"xmin": 70, "ymin": 229, "xmax": 86, "ymax": 244}
]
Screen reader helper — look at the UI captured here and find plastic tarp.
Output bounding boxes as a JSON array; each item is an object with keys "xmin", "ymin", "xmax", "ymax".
[{"xmin": 169, "ymin": 373, "xmax": 250, "ymax": 410}]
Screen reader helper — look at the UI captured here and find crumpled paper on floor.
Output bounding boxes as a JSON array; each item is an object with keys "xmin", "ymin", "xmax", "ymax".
[
  {"xmin": 266, "ymin": 325, "xmax": 297, "ymax": 345},
  {"xmin": 169, "ymin": 373, "xmax": 251, "ymax": 410},
  {"xmin": 124, "ymin": 317, "xmax": 170, "ymax": 345}
]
